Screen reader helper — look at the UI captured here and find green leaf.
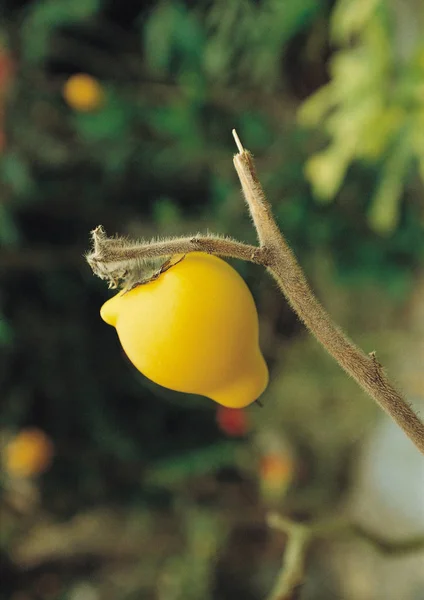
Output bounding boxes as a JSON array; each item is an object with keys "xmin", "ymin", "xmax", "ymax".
[
  {"xmin": 237, "ymin": 112, "xmax": 273, "ymax": 150},
  {"xmin": 143, "ymin": 1, "xmax": 205, "ymax": 74},
  {"xmin": 1, "ymin": 153, "xmax": 33, "ymax": 197},
  {"xmin": 22, "ymin": 0, "xmax": 101, "ymax": 62},
  {"xmin": 153, "ymin": 196, "xmax": 181, "ymax": 227},
  {"xmin": 0, "ymin": 205, "xmax": 20, "ymax": 246},
  {"xmin": 145, "ymin": 442, "xmax": 243, "ymax": 486},
  {"xmin": 0, "ymin": 315, "xmax": 14, "ymax": 346},
  {"xmin": 368, "ymin": 134, "xmax": 411, "ymax": 235},
  {"xmin": 143, "ymin": 1, "xmax": 180, "ymax": 74},
  {"xmin": 74, "ymin": 101, "xmax": 129, "ymax": 141},
  {"xmin": 331, "ymin": 0, "xmax": 382, "ymax": 44}
]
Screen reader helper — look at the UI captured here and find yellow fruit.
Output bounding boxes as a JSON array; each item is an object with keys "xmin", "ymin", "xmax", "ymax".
[
  {"xmin": 4, "ymin": 428, "xmax": 54, "ymax": 478},
  {"xmin": 63, "ymin": 73, "xmax": 104, "ymax": 112},
  {"xmin": 101, "ymin": 253, "xmax": 268, "ymax": 407}
]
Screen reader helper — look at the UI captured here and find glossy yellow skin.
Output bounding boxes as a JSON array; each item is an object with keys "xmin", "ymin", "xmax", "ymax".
[{"xmin": 100, "ymin": 253, "xmax": 268, "ymax": 407}]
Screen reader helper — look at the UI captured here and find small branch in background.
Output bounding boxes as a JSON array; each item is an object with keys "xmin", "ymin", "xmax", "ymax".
[
  {"xmin": 267, "ymin": 513, "xmax": 424, "ymax": 600},
  {"xmin": 266, "ymin": 515, "xmax": 310, "ymax": 600},
  {"xmin": 347, "ymin": 523, "xmax": 424, "ymax": 556}
]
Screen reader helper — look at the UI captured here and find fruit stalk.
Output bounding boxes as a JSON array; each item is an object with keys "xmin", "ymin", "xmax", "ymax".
[{"xmin": 87, "ymin": 226, "xmax": 265, "ymax": 289}]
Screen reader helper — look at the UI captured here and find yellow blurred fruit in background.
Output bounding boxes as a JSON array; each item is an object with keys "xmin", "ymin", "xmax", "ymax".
[
  {"xmin": 63, "ymin": 73, "xmax": 104, "ymax": 112},
  {"xmin": 4, "ymin": 428, "xmax": 54, "ymax": 478},
  {"xmin": 100, "ymin": 253, "xmax": 268, "ymax": 408}
]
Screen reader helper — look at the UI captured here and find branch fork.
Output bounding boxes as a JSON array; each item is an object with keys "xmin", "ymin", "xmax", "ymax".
[
  {"xmin": 86, "ymin": 130, "xmax": 424, "ymax": 456},
  {"xmin": 266, "ymin": 512, "xmax": 424, "ymax": 600}
]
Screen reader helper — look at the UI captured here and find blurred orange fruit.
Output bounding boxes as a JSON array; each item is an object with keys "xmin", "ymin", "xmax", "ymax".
[
  {"xmin": 63, "ymin": 73, "xmax": 104, "ymax": 112},
  {"xmin": 4, "ymin": 428, "xmax": 54, "ymax": 477},
  {"xmin": 259, "ymin": 453, "xmax": 294, "ymax": 503},
  {"xmin": 260, "ymin": 454, "xmax": 293, "ymax": 481}
]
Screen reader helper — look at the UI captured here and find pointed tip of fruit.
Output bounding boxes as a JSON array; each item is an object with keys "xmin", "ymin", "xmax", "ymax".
[
  {"xmin": 100, "ymin": 295, "xmax": 120, "ymax": 326},
  {"xmin": 208, "ymin": 352, "xmax": 269, "ymax": 408}
]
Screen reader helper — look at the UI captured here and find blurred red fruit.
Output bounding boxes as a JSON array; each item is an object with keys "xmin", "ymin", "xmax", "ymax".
[{"xmin": 216, "ymin": 406, "xmax": 250, "ymax": 437}]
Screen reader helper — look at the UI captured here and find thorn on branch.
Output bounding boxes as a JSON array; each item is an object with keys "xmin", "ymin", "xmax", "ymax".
[{"xmin": 369, "ymin": 350, "xmax": 386, "ymax": 382}]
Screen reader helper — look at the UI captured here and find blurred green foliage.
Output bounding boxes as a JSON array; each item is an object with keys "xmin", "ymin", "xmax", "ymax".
[
  {"xmin": 300, "ymin": 0, "xmax": 424, "ymax": 235},
  {"xmin": 0, "ymin": 1, "xmax": 424, "ymax": 597}
]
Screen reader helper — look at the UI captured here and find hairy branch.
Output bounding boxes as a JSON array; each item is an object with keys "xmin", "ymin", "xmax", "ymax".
[
  {"xmin": 232, "ymin": 133, "xmax": 424, "ymax": 455},
  {"xmin": 87, "ymin": 226, "xmax": 263, "ymax": 288},
  {"xmin": 86, "ymin": 131, "xmax": 424, "ymax": 455}
]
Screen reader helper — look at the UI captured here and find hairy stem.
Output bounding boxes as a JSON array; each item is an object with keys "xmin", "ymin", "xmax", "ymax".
[
  {"xmin": 232, "ymin": 137, "xmax": 424, "ymax": 455},
  {"xmin": 87, "ymin": 226, "xmax": 263, "ymax": 287}
]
